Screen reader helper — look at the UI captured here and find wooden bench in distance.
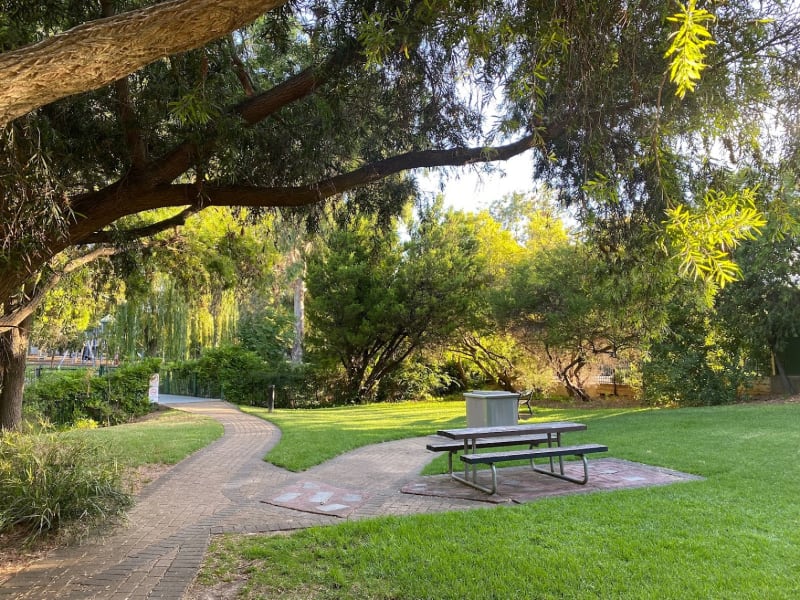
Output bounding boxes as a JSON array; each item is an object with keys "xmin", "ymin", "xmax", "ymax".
[
  {"xmin": 426, "ymin": 434, "xmax": 551, "ymax": 474},
  {"xmin": 460, "ymin": 443, "xmax": 608, "ymax": 494}
]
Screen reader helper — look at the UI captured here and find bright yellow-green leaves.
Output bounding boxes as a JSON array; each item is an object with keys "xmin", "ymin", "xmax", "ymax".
[
  {"xmin": 664, "ymin": 0, "xmax": 716, "ymax": 99},
  {"xmin": 662, "ymin": 188, "xmax": 766, "ymax": 293}
]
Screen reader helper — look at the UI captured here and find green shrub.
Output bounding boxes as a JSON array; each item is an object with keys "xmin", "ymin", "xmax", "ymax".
[
  {"xmin": 163, "ymin": 347, "xmax": 318, "ymax": 407},
  {"xmin": 24, "ymin": 369, "xmax": 95, "ymax": 426},
  {"xmin": 0, "ymin": 430, "xmax": 131, "ymax": 542},
  {"xmin": 23, "ymin": 360, "xmax": 157, "ymax": 427},
  {"xmin": 642, "ymin": 337, "xmax": 749, "ymax": 406},
  {"xmin": 196, "ymin": 345, "xmax": 265, "ymax": 404},
  {"xmin": 245, "ymin": 363, "xmax": 321, "ymax": 408},
  {"xmin": 377, "ymin": 359, "xmax": 460, "ymax": 402},
  {"xmin": 102, "ymin": 359, "xmax": 160, "ymax": 420}
]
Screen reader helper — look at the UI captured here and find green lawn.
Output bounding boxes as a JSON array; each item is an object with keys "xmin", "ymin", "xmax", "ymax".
[
  {"xmin": 242, "ymin": 400, "xmax": 469, "ymax": 471},
  {"xmin": 64, "ymin": 407, "xmax": 224, "ymax": 467},
  {"xmin": 200, "ymin": 401, "xmax": 800, "ymax": 599}
]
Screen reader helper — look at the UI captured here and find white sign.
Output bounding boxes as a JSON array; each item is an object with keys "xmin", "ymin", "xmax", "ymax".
[{"xmin": 148, "ymin": 374, "xmax": 160, "ymax": 404}]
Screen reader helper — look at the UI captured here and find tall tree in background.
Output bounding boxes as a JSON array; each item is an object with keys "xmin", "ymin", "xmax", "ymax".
[
  {"xmin": 715, "ymin": 188, "xmax": 800, "ymax": 393},
  {"xmin": 103, "ymin": 207, "xmax": 282, "ymax": 361},
  {"xmin": 1, "ymin": 0, "xmax": 798, "ymax": 428},
  {"xmin": 306, "ymin": 203, "xmax": 488, "ymax": 402}
]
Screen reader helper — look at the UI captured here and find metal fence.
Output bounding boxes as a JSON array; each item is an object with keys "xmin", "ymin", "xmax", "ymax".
[
  {"xmin": 157, "ymin": 371, "xmax": 222, "ymax": 399},
  {"xmin": 24, "ymin": 363, "xmax": 117, "ymax": 386}
]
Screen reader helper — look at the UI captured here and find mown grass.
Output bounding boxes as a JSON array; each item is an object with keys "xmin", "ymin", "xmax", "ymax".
[
  {"xmin": 243, "ymin": 400, "xmax": 468, "ymax": 471},
  {"xmin": 64, "ymin": 407, "xmax": 224, "ymax": 467},
  {"xmin": 200, "ymin": 402, "xmax": 800, "ymax": 599}
]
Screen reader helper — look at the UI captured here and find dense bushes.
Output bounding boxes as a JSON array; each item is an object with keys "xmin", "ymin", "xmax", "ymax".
[
  {"xmin": 162, "ymin": 346, "xmax": 320, "ymax": 407},
  {"xmin": 24, "ymin": 359, "xmax": 159, "ymax": 427},
  {"xmin": 0, "ymin": 430, "xmax": 131, "ymax": 541}
]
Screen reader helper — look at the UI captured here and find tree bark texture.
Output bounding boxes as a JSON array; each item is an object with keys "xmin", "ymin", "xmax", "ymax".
[
  {"xmin": 0, "ymin": 0, "xmax": 287, "ymax": 125},
  {"xmin": 0, "ymin": 316, "xmax": 33, "ymax": 430}
]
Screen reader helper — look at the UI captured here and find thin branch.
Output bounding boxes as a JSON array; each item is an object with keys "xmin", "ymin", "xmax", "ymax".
[
  {"xmin": 80, "ymin": 206, "xmax": 200, "ymax": 244},
  {"xmin": 227, "ymin": 35, "xmax": 256, "ymax": 97},
  {"xmin": 0, "ymin": 246, "xmax": 117, "ymax": 331}
]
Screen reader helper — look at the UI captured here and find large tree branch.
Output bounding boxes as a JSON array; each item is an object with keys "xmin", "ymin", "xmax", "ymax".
[
  {"xmin": 68, "ymin": 133, "xmax": 540, "ymax": 243},
  {"xmin": 0, "ymin": 0, "xmax": 288, "ymax": 125},
  {"xmin": 81, "ymin": 206, "xmax": 201, "ymax": 244},
  {"xmin": 146, "ymin": 39, "xmax": 362, "ymax": 187}
]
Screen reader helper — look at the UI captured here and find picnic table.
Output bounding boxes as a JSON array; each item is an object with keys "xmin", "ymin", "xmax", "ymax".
[{"xmin": 431, "ymin": 422, "xmax": 607, "ymax": 494}]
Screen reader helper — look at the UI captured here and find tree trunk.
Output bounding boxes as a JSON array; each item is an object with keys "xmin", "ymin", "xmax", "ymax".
[
  {"xmin": 773, "ymin": 352, "xmax": 796, "ymax": 395},
  {"xmin": 0, "ymin": 0, "xmax": 288, "ymax": 125},
  {"xmin": 291, "ymin": 273, "xmax": 305, "ymax": 364},
  {"xmin": 546, "ymin": 346, "xmax": 591, "ymax": 402},
  {"xmin": 0, "ymin": 315, "xmax": 33, "ymax": 431}
]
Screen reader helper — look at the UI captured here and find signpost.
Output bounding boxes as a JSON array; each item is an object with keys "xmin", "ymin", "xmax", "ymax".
[{"xmin": 148, "ymin": 373, "xmax": 160, "ymax": 404}]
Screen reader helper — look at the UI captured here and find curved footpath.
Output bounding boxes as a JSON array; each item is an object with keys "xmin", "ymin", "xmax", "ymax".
[{"xmin": 0, "ymin": 400, "xmax": 479, "ymax": 599}]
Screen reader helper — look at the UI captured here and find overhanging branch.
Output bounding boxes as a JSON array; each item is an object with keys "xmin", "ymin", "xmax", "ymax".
[
  {"xmin": 146, "ymin": 39, "xmax": 362, "ymax": 187},
  {"xmin": 80, "ymin": 206, "xmax": 201, "ymax": 244},
  {"xmin": 0, "ymin": 0, "xmax": 288, "ymax": 125},
  {"xmin": 69, "ymin": 133, "xmax": 540, "ymax": 240}
]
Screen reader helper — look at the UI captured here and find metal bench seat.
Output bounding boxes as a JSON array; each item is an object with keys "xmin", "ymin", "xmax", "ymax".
[
  {"xmin": 460, "ymin": 443, "xmax": 609, "ymax": 493},
  {"xmin": 426, "ymin": 434, "xmax": 550, "ymax": 474}
]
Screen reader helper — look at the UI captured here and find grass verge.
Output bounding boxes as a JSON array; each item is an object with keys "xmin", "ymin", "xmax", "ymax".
[
  {"xmin": 243, "ymin": 400, "xmax": 468, "ymax": 471},
  {"xmin": 198, "ymin": 402, "xmax": 800, "ymax": 599},
  {"xmin": 64, "ymin": 407, "xmax": 224, "ymax": 468}
]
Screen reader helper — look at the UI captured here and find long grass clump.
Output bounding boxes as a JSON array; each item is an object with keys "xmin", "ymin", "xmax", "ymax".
[{"xmin": 0, "ymin": 430, "xmax": 131, "ymax": 542}]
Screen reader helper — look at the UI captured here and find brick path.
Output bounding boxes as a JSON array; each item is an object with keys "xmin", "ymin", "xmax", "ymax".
[{"xmin": 0, "ymin": 401, "xmax": 479, "ymax": 599}]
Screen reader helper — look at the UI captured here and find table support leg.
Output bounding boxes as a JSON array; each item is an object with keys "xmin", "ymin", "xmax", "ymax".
[
  {"xmin": 556, "ymin": 432, "xmax": 565, "ymax": 474},
  {"xmin": 531, "ymin": 454, "xmax": 591, "ymax": 485},
  {"xmin": 450, "ymin": 469, "xmax": 497, "ymax": 494}
]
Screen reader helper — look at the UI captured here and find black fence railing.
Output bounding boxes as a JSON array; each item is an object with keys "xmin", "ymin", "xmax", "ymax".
[
  {"xmin": 158, "ymin": 371, "xmax": 223, "ymax": 399},
  {"xmin": 24, "ymin": 363, "xmax": 117, "ymax": 386}
]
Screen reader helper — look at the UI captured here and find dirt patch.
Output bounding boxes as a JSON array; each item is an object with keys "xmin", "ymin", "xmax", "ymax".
[
  {"xmin": 184, "ymin": 575, "xmax": 248, "ymax": 600},
  {"xmin": 124, "ymin": 463, "xmax": 173, "ymax": 495},
  {"xmin": 744, "ymin": 393, "xmax": 800, "ymax": 404},
  {"xmin": 532, "ymin": 393, "xmax": 800, "ymax": 411},
  {"xmin": 531, "ymin": 396, "xmax": 643, "ymax": 410},
  {"xmin": 0, "ymin": 529, "xmax": 60, "ymax": 586},
  {"xmin": 128, "ymin": 404, "xmax": 175, "ymax": 423}
]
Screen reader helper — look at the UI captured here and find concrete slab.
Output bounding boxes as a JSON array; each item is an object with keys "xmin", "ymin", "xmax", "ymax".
[{"xmin": 263, "ymin": 480, "xmax": 370, "ymax": 518}]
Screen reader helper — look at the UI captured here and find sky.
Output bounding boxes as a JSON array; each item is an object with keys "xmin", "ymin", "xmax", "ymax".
[{"xmin": 416, "ymin": 152, "xmax": 536, "ymax": 214}]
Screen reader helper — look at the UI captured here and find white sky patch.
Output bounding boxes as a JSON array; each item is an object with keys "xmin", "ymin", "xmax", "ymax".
[{"xmin": 416, "ymin": 152, "xmax": 537, "ymax": 214}]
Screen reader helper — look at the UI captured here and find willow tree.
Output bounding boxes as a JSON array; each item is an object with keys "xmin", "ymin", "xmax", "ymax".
[{"xmin": 1, "ymin": 0, "xmax": 797, "ymax": 428}]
